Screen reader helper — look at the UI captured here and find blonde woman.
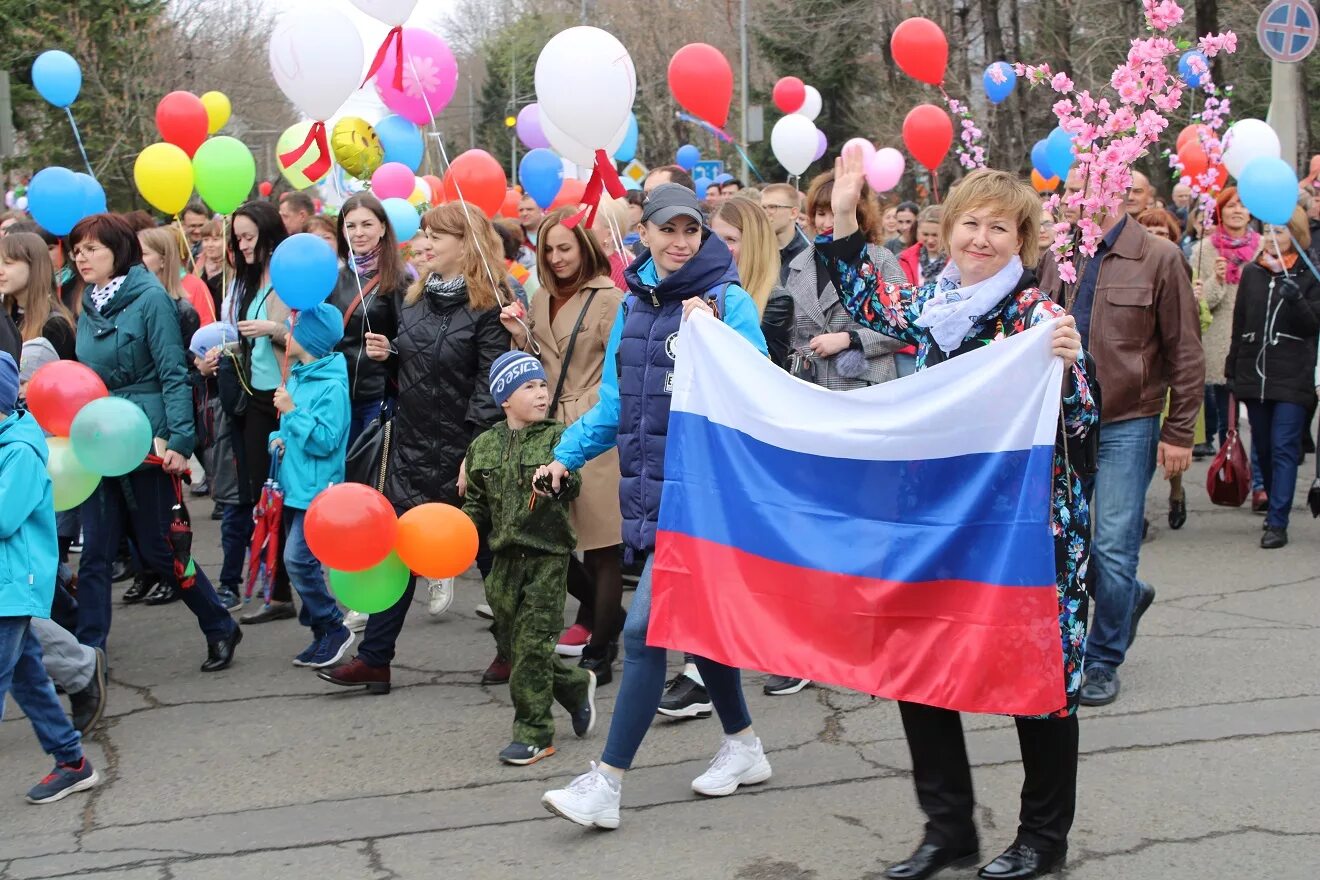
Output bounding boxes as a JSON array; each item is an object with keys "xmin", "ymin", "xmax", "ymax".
[
  {"xmin": 139, "ymin": 227, "xmax": 203, "ymax": 367},
  {"xmin": 712, "ymin": 196, "xmax": 795, "ymax": 368},
  {"xmin": 0, "ymin": 232, "xmax": 77, "ymax": 360}
]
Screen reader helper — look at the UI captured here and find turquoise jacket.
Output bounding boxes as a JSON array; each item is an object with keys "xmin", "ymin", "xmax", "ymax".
[
  {"xmin": 0, "ymin": 411, "xmax": 57, "ymax": 618},
  {"xmin": 76, "ymin": 265, "xmax": 197, "ymax": 458},
  {"xmin": 269, "ymin": 353, "xmax": 350, "ymax": 510}
]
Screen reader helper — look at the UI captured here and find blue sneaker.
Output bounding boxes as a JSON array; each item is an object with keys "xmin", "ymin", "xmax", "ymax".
[
  {"xmin": 292, "ymin": 636, "xmax": 322, "ymax": 667},
  {"xmin": 26, "ymin": 758, "xmax": 100, "ymax": 804},
  {"xmin": 308, "ymin": 626, "xmax": 355, "ymax": 669},
  {"xmin": 570, "ymin": 670, "xmax": 598, "ymax": 738}
]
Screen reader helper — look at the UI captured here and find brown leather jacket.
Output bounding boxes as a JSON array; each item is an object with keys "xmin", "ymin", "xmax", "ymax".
[{"xmin": 1037, "ymin": 218, "xmax": 1205, "ymax": 447}]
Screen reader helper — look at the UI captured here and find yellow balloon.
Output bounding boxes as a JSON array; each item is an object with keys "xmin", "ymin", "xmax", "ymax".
[
  {"xmin": 134, "ymin": 142, "xmax": 194, "ymax": 215},
  {"xmin": 200, "ymin": 91, "xmax": 231, "ymax": 134},
  {"xmin": 331, "ymin": 116, "xmax": 384, "ymax": 180},
  {"xmin": 277, "ymin": 121, "xmax": 329, "ymax": 190}
]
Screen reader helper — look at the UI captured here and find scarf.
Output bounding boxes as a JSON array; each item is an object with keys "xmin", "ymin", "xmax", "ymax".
[
  {"xmin": 918, "ymin": 246, "xmax": 948, "ymax": 284},
  {"xmin": 1210, "ymin": 228, "xmax": 1261, "ymax": 285},
  {"xmin": 1257, "ymin": 249, "xmax": 1298, "ymax": 275},
  {"xmin": 89, "ymin": 275, "xmax": 127, "ymax": 314},
  {"xmin": 916, "ymin": 256, "xmax": 1024, "ymax": 354},
  {"xmin": 423, "ymin": 272, "xmax": 469, "ymax": 303},
  {"xmin": 351, "ymin": 244, "xmax": 381, "ymax": 279}
]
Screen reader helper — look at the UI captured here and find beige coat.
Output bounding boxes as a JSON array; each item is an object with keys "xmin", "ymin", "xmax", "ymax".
[
  {"xmin": 1189, "ymin": 239, "xmax": 1257, "ymax": 385},
  {"xmin": 524, "ymin": 276, "xmax": 625, "ymax": 551}
]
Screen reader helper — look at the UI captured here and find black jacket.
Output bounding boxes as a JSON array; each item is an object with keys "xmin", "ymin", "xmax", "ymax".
[
  {"xmin": 329, "ymin": 267, "xmax": 405, "ymax": 404},
  {"xmin": 383, "ymin": 288, "xmax": 509, "ymax": 511},
  {"xmin": 1226, "ymin": 261, "xmax": 1320, "ymax": 407},
  {"xmin": 0, "ymin": 309, "xmax": 19, "ymax": 363},
  {"xmin": 762, "ymin": 286, "xmax": 794, "ymax": 369}
]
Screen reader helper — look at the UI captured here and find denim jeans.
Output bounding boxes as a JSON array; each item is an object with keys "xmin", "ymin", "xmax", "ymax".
[
  {"xmin": 220, "ymin": 502, "xmax": 254, "ymax": 590},
  {"xmin": 1203, "ymin": 384, "xmax": 1229, "ymax": 447},
  {"xmin": 600, "ymin": 556, "xmax": 752, "ymax": 770},
  {"xmin": 0, "ymin": 617, "xmax": 83, "ymax": 765},
  {"xmin": 283, "ymin": 508, "xmax": 343, "ymax": 636},
  {"xmin": 347, "ymin": 398, "xmax": 384, "ymax": 450},
  {"xmin": 1082, "ymin": 415, "xmax": 1160, "ymax": 673},
  {"xmin": 1245, "ymin": 400, "xmax": 1308, "ymax": 529},
  {"xmin": 894, "ymin": 352, "xmax": 919, "ymax": 379}
]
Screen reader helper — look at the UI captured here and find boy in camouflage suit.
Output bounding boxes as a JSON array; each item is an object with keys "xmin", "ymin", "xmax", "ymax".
[{"xmin": 463, "ymin": 351, "xmax": 597, "ymax": 766}]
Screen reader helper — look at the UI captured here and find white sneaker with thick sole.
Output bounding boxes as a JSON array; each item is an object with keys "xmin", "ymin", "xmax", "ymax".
[
  {"xmin": 691, "ymin": 737, "xmax": 772, "ymax": 797},
  {"xmin": 541, "ymin": 762, "xmax": 621, "ymax": 829},
  {"xmin": 427, "ymin": 578, "xmax": 454, "ymax": 616},
  {"xmin": 343, "ymin": 610, "xmax": 369, "ymax": 632}
]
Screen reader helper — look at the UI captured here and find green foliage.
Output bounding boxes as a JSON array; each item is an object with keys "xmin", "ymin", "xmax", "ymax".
[{"xmin": 474, "ymin": 13, "xmax": 564, "ymax": 177}]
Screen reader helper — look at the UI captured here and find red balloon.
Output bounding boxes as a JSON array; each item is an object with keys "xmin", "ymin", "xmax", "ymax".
[
  {"xmin": 25, "ymin": 361, "xmax": 108, "ymax": 437},
  {"xmin": 441, "ymin": 149, "xmax": 507, "ymax": 217},
  {"xmin": 891, "ymin": 17, "xmax": 948, "ymax": 86},
  {"xmin": 498, "ymin": 188, "xmax": 522, "ymax": 218},
  {"xmin": 423, "ymin": 174, "xmax": 445, "ymax": 206},
  {"xmin": 304, "ymin": 483, "xmax": 398, "ymax": 573},
  {"xmin": 155, "ymin": 91, "xmax": 209, "ymax": 158},
  {"xmin": 1175, "ymin": 124, "xmax": 1207, "ymax": 153},
  {"xmin": 772, "ymin": 76, "xmax": 806, "ymax": 114},
  {"xmin": 1176, "ymin": 142, "xmax": 1227, "ymax": 192},
  {"xmin": 258, "ymin": 181, "xmax": 274, "ymax": 197},
  {"xmin": 669, "ymin": 43, "xmax": 734, "ymax": 128},
  {"xmin": 550, "ymin": 178, "xmax": 587, "ymax": 211},
  {"xmin": 902, "ymin": 104, "xmax": 954, "ymax": 172}
]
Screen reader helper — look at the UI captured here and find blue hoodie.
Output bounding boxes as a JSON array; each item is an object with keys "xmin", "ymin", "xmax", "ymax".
[
  {"xmin": 0, "ymin": 410, "xmax": 57, "ymax": 617},
  {"xmin": 269, "ymin": 353, "xmax": 351, "ymax": 510}
]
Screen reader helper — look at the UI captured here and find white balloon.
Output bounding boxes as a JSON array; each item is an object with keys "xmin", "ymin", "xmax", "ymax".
[
  {"xmin": 1222, "ymin": 119, "xmax": 1282, "ymax": 179},
  {"xmin": 348, "ymin": 0, "xmax": 418, "ymax": 25},
  {"xmin": 542, "ymin": 110, "xmax": 630, "ymax": 169},
  {"xmin": 414, "ymin": 176, "xmax": 431, "ymax": 201},
  {"xmin": 269, "ymin": 8, "xmax": 365, "ymax": 121},
  {"xmin": 535, "ymin": 27, "xmax": 636, "ymax": 153},
  {"xmin": 772, "ymin": 114, "xmax": 819, "ymax": 176},
  {"xmin": 798, "ymin": 85, "xmax": 822, "ymax": 121}
]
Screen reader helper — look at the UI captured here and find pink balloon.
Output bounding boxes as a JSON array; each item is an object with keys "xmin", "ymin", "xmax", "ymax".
[
  {"xmin": 374, "ymin": 28, "xmax": 458, "ymax": 125},
  {"xmin": 812, "ymin": 128, "xmax": 828, "ymax": 162},
  {"xmin": 842, "ymin": 137, "xmax": 877, "ymax": 166},
  {"xmin": 866, "ymin": 147, "xmax": 906, "ymax": 193},
  {"xmin": 371, "ymin": 162, "xmax": 416, "ymax": 200},
  {"xmin": 516, "ymin": 104, "xmax": 550, "ymax": 150}
]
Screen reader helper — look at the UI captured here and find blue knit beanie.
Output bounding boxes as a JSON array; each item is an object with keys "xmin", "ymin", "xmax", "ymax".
[
  {"xmin": 0, "ymin": 352, "xmax": 18, "ymax": 415},
  {"xmin": 289, "ymin": 302, "xmax": 344, "ymax": 359},
  {"xmin": 489, "ymin": 350, "xmax": 546, "ymax": 406}
]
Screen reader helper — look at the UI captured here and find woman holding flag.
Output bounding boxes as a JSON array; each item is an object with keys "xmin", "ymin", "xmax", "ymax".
[{"xmin": 828, "ymin": 155, "xmax": 1096, "ymax": 880}]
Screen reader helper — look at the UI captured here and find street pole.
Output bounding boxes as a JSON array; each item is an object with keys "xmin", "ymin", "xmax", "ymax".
[
  {"xmin": 1266, "ymin": 60, "xmax": 1301, "ymax": 171},
  {"xmin": 739, "ymin": 0, "xmax": 750, "ymax": 184}
]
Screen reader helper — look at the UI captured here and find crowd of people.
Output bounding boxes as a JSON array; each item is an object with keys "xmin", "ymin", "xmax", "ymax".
[{"xmin": 1, "ymin": 150, "xmax": 1317, "ymax": 879}]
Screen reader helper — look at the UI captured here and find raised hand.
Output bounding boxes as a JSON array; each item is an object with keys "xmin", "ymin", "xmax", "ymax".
[{"xmin": 830, "ymin": 146, "xmax": 868, "ymax": 239}]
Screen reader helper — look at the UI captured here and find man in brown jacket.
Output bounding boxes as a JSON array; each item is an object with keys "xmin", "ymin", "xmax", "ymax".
[{"xmin": 1037, "ymin": 169, "xmax": 1205, "ymax": 707}]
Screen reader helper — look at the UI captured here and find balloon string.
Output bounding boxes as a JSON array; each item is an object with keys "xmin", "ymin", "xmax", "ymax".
[
  {"xmin": 65, "ymin": 107, "xmax": 94, "ymax": 178},
  {"xmin": 174, "ymin": 215, "xmax": 197, "ymax": 271}
]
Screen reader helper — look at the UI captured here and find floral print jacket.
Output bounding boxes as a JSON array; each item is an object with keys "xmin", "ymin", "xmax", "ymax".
[{"xmin": 823, "ymin": 233, "xmax": 1098, "ymax": 717}]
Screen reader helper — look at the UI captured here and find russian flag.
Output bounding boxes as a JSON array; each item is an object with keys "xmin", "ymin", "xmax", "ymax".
[{"xmin": 648, "ymin": 312, "xmax": 1068, "ymax": 716}]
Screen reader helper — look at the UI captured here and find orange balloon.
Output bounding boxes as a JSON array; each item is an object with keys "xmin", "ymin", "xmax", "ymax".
[
  {"xmin": 1176, "ymin": 123, "xmax": 1207, "ymax": 153},
  {"xmin": 1176, "ymin": 142, "xmax": 1227, "ymax": 192},
  {"xmin": 441, "ymin": 149, "xmax": 507, "ymax": 216},
  {"xmin": 395, "ymin": 503, "xmax": 480, "ymax": 579},
  {"xmin": 498, "ymin": 187, "xmax": 522, "ymax": 218},
  {"xmin": 1030, "ymin": 169, "xmax": 1059, "ymax": 192},
  {"xmin": 551, "ymin": 178, "xmax": 587, "ymax": 210},
  {"xmin": 422, "ymin": 174, "xmax": 444, "ymax": 206}
]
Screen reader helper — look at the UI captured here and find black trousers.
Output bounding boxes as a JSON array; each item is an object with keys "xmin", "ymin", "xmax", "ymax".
[{"xmin": 897, "ymin": 701, "xmax": 1078, "ymax": 852}]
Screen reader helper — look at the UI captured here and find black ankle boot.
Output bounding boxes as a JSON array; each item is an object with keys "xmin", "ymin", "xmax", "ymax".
[{"xmin": 579, "ymin": 642, "xmax": 615, "ymax": 686}]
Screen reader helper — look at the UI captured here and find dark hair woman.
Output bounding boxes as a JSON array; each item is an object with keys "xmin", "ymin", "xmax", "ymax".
[{"xmin": 885, "ymin": 200, "xmax": 920, "ymax": 255}]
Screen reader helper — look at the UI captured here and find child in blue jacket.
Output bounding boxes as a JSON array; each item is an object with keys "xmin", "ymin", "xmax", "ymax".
[{"xmin": 269, "ymin": 303, "xmax": 353, "ymax": 670}]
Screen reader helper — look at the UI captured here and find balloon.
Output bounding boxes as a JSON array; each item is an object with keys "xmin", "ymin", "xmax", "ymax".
[
  {"xmin": 258, "ymin": 180, "xmax": 274, "ymax": 197},
  {"xmin": 200, "ymin": 91, "xmax": 231, "ymax": 134},
  {"xmin": 276, "ymin": 122, "xmax": 329, "ymax": 189},
  {"xmin": 271, "ymin": 234, "xmax": 339, "ymax": 311},
  {"xmin": 74, "ymin": 173, "xmax": 106, "ymax": 215},
  {"xmin": 133, "ymin": 143, "xmax": 194, "ymax": 216},
  {"xmin": 331, "ymin": 117, "xmax": 385, "ymax": 179},
  {"xmin": 374, "ymin": 28, "xmax": 459, "ymax": 125},
  {"xmin": 1045, "ymin": 126, "xmax": 1075, "ymax": 180},
  {"xmin": 1031, "ymin": 169, "xmax": 1060, "ymax": 192},
  {"xmin": 382, "ymin": 197, "xmax": 421, "ymax": 241},
  {"xmin": 1237, "ymin": 158, "xmax": 1300, "ymax": 226},
  {"xmin": 892, "ymin": 17, "xmax": 948, "ymax": 86},
  {"xmin": 812, "ymin": 128, "xmax": 828, "ymax": 162},
  {"xmin": 189, "ymin": 321, "xmax": 239, "ymax": 359},
  {"xmin": 983, "ymin": 62, "xmax": 1017, "ymax": 104},
  {"xmin": 675, "ymin": 144, "xmax": 700, "ymax": 171},
  {"xmin": 269, "ymin": 8, "xmax": 364, "ymax": 120},
  {"xmin": 621, "ymin": 176, "xmax": 641, "ymax": 192},
  {"xmin": 772, "ymin": 76, "xmax": 806, "ymax": 114},
  {"xmin": 1176, "ymin": 141, "xmax": 1227, "ymax": 191},
  {"xmin": 28, "ymin": 167, "xmax": 91, "ymax": 236},
  {"xmin": 541, "ymin": 110, "xmax": 630, "ymax": 169},
  {"xmin": 424, "ymin": 174, "xmax": 445, "ymax": 206},
  {"xmin": 373, "ymin": 114, "xmax": 423, "ymax": 172},
  {"xmin": 371, "ymin": 161, "xmax": 417, "ymax": 200},
  {"xmin": 329, "ymin": 552, "xmax": 410, "ymax": 614},
  {"xmin": 515, "ymin": 104, "xmax": 550, "ymax": 150},
  {"xmin": 408, "ymin": 176, "xmax": 431, "ymax": 207},
  {"xmin": 498, "ymin": 188, "xmax": 522, "ymax": 218},
  {"xmin": 192, "ymin": 136, "xmax": 256, "ymax": 215},
  {"xmin": 614, "ymin": 113, "xmax": 638, "ymax": 163},
  {"xmin": 771, "ymin": 114, "xmax": 818, "ymax": 176},
  {"xmin": 348, "ymin": 0, "xmax": 417, "ymax": 24},
  {"xmin": 47, "ymin": 437, "xmax": 100, "ymax": 512},
  {"xmin": 25, "ymin": 360, "xmax": 108, "ymax": 436},
  {"xmin": 155, "ymin": 91, "xmax": 209, "ymax": 158},
  {"xmin": 535, "ymin": 27, "xmax": 636, "ymax": 153},
  {"xmin": 550, "ymin": 178, "xmax": 587, "ymax": 211},
  {"xmin": 1178, "ymin": 50, "xmax": 1208, "ymax": 88},
  {"xmin": 305, "ymin": 482, "xmax": 398, "ymax": 572},
  {"xmin": 69, "ymin": 397, "xmax": 152, "ymax": 477},
  {"xmin": 395, "ymin": 503, "xmax": 480, "ymax": 578},
  {"xmin": 842, "ymin": 138, "xmax": 876, "ymax": 166},
  {"xmin": 693, "ymin": 177, "xmax": 714, "ymax": 197},
  {"xmin": 1030, "ymin": 139, "xmax": 1052, "ymax": 179},
  {"xmin": 441, "ymin": 149, "xmax": 507, "ymax": 216},
  {"xmin": 902, "ymin": 104, "xmax": 953, "ymax": 172},
  {"xmin": 519, "ymin": 148, "xmax": 564, "ymax": 210},
  {"xmin": 865, "ymin": 148, "xmax": 905, "ymax": 193},
  {"xmin": 798, "ymin": 85, "xmax": 822, "ymax": 122},
  {"xmin": 1222, "ymin": 119, "xmax": 1282, "ymax": 179},
  {"xmin": 1175, "ymin": 124, "xmax": 1207, "ymax": 153},
  {"xmin": 668, "ymin": 43, "xmax": 733, "ymax": 128},
  {"xmin": 32, "ymin": 50, "xmax": 81, "ymax": 108}
]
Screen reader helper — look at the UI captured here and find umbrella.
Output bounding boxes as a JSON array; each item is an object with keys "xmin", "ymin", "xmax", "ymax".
[
  {"xmin": 245, "ymin": 450, "xmax": 285, "ymax": 603},
  {"xmin": 147, "ymin": 456, "xmax": 196, "ymax": 589},
  {"xmin": 1309, "ymin": 455, "xmax": 1320, "ymax": 518}
]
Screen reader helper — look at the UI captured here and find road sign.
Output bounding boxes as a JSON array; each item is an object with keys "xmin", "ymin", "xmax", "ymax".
[
  {"xmin": 693, "ymin": 160, "xmax": 725, "ymax": 182},
  {"xmin": 1258, "ymin": 0, "xmax": 1318, "ymax": 62},
  {"xmin": 622, "ymin": 159, "xmax": 648, "ymax": 183}
]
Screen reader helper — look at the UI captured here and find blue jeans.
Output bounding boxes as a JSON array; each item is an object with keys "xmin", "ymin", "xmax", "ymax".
[
  {"xmin": 347, "ymin": 398, "xmax": 384, "ymax": 450},
  {"xmin": 0, "ymin": 617, "xmax": 83, "ymax": 765},
  {"xmin": 600, "ymin": 556, "xmax": 752, "ymax": 770},
  {"xmin": 283, "ymin": 509, "xmax": 343, "ymax": 636},
  {"xmin": 220, "ymin": 502, "xmax": 254, "ymax": 589},
  {"xmin": 1245, "ymin": 400, "xmax": 1308, "ymax": 530},
  {"xmin": 1203, "ymin": 384, "xmax": 1229, "ymax": 447},
  {"xmin": 894, "ymin": 352, "xmax": 919, "ymax": 379},
  {"xmin": 1082, "ymin": 416, "xmax": 1160, "ymax": 673}
]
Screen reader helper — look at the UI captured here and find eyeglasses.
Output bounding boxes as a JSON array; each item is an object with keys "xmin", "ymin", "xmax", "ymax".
[
  {"xmin": 762, "ymin": 204, "xmax": 796, "ymax": 212},
  {"xmin": 71, "ymin": 244, "xmax": 109, "ymax": 260}
]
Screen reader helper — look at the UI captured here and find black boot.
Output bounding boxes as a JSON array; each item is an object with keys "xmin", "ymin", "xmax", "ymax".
[
  {"xmin": 122, "ymin": 572, "xmax": 159, "ymax": 604},
  {"xmin": 579, "ymin": 642, "xmax": 616, "ymax": 687}
]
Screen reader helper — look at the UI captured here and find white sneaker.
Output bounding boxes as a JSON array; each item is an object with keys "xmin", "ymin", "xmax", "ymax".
[
  {"xmin": 427, "ymin": 577, "xmax": 454, "ymax": 616},
  {"xmin": 475, "ymin": 603, "xmax": 494, "ymax": 620},
  {"xmin": 691, "ymin": 736, "xmax": 772, "ymax": 797},
  {"xmin": 343, "ymin": 610, "xmax": 369, "ymax": 632},
  {"xmin": 541, "ymin": 762, "xmax": 621, "ymax": 829}
]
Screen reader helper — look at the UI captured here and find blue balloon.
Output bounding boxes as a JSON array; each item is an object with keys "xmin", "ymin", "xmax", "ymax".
[
  {"xmin": 1045, "ymin": 126, "xmax": 1075, "ymax": 180},
  {"xmin": 614, "ymin": 113, "xmax": 638, "ymax": 163},
  {"xmin": 1237, "ymin": 157, "xmax": 1300, "ymax": 226},
  {"xmin": 1178, "ymin": 50, "xmax": 1208, "ymax": 89},
  {"xmin": 74, "ymin": 172, "xmax": 106, "ymax": 215},
  {"xmin": 375, "ymin": 114, "xmax": 424, "ymax": 172},
  {"xmin": 621, "ymin": 176, "xmax": 641, "ymax": 192},
  {"xmin": 676, "ymin": 144, "xmax": 701, "ymax": 171},
  {"xmin": 519, "ymin": 148, "xmax": 563, "ymax": 210},
  {"xmin": 28, "ymin": 167, "xmax": 86, "ymax": 235},
  {"xmin": 381, "ymin": 197, "xmax": 420, "ymax": 242},
  {"xmin": 189, "ymin": 322, "xmax": 239, "ymax": 359},
  {"xmin": 1029, "ymin": 139, "xmax": 1052, "ymax": 179},
  {"xmin": 270, "ymin": 233, "xmax": 339, "ymax": 311},
  {"xmin": 692, "ymin": 177, "xmax": 713, "ymax": 197},
  {"xmin": 32, "ymin": 50, "xmax": 81, "ymax": 108},
  {"xmin": 983, "ymin": 62, "xmax": 1017, "ymax": 105}
]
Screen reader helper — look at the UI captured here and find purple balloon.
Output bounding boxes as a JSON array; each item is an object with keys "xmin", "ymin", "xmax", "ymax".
[
  {"xmin": 812, "ymin": 128, "xmax": 828, "ymax": 162},
  {"xmin": 517, "ymin": 104, "xmax": 550, "ymax": 151}
]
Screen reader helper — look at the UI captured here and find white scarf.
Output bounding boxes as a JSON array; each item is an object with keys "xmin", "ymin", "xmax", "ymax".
[
  {"xmin": 915, "ymin": 256, "xmax": 1023, "ymax": 353},
  {"xmin": 89, "ymin": 275, "xmax": 127, "ymax": 314}
]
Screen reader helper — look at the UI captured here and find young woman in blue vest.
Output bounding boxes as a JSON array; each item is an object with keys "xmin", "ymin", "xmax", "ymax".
[{"xmin": 535, "ymin": 183, "xmax": 771, "ymax": 829}]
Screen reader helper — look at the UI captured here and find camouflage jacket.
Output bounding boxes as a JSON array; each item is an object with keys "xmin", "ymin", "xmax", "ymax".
[{"xmin": 463, "ymin": 419, "xmax": 581, "ymax": 555}]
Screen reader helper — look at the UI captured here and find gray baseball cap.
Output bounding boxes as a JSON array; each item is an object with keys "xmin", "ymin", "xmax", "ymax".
[{"xmin": 641, "ymin": 183, "xmax": 704, "ymax": 226}]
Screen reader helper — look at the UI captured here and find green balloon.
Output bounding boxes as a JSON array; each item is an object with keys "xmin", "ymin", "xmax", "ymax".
[
  {"xmin": 47, "ymin": 437, "xmax": 100, "ymax": 511},
  {"xmin": 69, "ymin": 397, "xmax": 153, "ymax": 477},
  {"xmin": 193, "ymin": 135, "xmax": 256, "ymax": 215},
  {"xmin": 329, "ymin": 552, "xmax": 411, "ymax": 614}
]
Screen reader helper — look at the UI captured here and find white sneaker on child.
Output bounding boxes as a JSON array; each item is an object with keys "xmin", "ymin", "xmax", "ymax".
[
  {"xmin": 541, "ymin": 762, "xmax": 621, "ymax": 829},
  {"xmin": 427, "ymin": 578, "xmax": 454, "ymax": 616},
  {"xmin": 691, "ymin": 736, "xmax": 772, "ymax": 797}
]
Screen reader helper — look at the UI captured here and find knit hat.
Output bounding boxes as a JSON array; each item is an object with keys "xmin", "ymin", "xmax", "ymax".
[
  {"xmin": 18, "ymin": 337, "xmax": 59, "ymax": 385},
  {"xmin": 288, "ymin": 302, "xmax": 344, "ymax": 359},
  {"xmin": 0, "ymin": 351, "xmax": 18, "ymax": 415},
  {"xmin": 489, "ymin": 350, "xmax": 546, "ymax": 406}
]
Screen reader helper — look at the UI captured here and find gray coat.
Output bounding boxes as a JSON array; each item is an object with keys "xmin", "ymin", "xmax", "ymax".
[{"xmin": 786, "ymin": 242, "xmax": 908, "ymax": 390}]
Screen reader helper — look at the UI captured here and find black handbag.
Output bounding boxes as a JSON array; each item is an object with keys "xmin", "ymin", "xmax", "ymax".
[
  {"xmin": 216, "ymin": 348, "xmax": 250, "ymax": 417},
  {"xmin": 345, "ymin": 399, "xmax": 395, "ymax": 492}
]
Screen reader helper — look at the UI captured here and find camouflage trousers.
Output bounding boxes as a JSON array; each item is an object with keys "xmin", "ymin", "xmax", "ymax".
[{"xmin": 486, "ymin": 552, "xmax": 590, "ymax": 748}]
